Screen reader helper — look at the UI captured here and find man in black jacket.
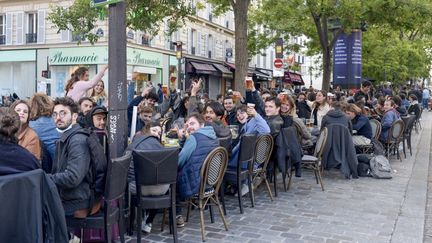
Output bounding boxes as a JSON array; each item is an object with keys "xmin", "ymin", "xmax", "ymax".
[{"xmin": 50, "ymin": 97, "xmax": 96, "ymax": 218}]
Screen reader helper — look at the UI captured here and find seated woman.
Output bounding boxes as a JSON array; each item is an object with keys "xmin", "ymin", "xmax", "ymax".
[
  {"xmin": 126, "ymin": 121, "xmax": 166, "ymax": 234},
  {"xmin": 345, "ymin": 104, "xmax": 373, "ymax": 146},
  {"xmin": 279, "ymin": 94, "xmax": 313, "ymax": 146},
  {"xmin": 0, "ymin": 108, "xmax": 39, "ymax": 175},
  {"xmin": 407, "ymin": 94, "xmax": 421, "ymax": 118},
  {"xmin": 9, "ymin": 100, "xmax": 42, "ymax": 161},
  {"xmin": 311, "ymin": 90, "xmax": 331, "ymax": 127},
  {"xmin": 380, "ymin": 100, "xmax": 401, "ymax": 142},
  {"xmin": 229, "ymin": 104, "xmax": 270, "ymax": 168}
]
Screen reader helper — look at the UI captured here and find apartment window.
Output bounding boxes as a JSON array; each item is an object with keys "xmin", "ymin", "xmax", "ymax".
[
  {"xmin": 207, "ymin": 34, "xmax": 213, "ymax": 59},
  {"xmin": 142, "ymin": 34, "xmax": 151, "ymax": 46},
  {"xmin": 191, "ymin": 29, "xmax": 197, "ymax": 55},
  {"xmin": 26, "ymin": 13, "xmax": 37, "ymax": 43},
  {"xmin": 0, "ymin": 15, "xmax": 4, "ymax": 45}
]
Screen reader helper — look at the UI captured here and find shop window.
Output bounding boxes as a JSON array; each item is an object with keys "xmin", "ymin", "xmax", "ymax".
[
  {"xmin": 26, "ymin": 12, "xmax": 37, "ymax": 43},
  {"xmin": 0, "ymin": 15, "xmax": 4, "ymax": 45}
]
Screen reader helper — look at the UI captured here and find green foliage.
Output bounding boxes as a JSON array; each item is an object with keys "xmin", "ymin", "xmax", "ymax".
[
  {"xmin": 47, "ymin": 0, "xmax": 101, "ymax": 44},
  {"xmin": 47, "ymin": 0, "xmax": 194, "ymax": 44},
  {"xmin": 249, "ymin": 0, "xmax": 432, "ymax": 88}
]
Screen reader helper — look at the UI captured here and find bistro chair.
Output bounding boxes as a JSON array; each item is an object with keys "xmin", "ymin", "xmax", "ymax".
[
  {"xmin": 369, "ymin": 119, "xmax": 382, "ymax": 140},
  {"xmin": 401, "ymin": 115, "xmax": 416, "ymax": 158},
  {"xmin": 220, "ymin": 134, "xmax": 257, "ymax": 214},
  {"xmin": 251, "ymin": 134, "xmax": 274, "ymax": 201},
  {"xmin": 382, "ymin": 120, "xmax": 405, "ymax": 161},
  {"xmin": 185, "ymin": 147, "xmax": 229, "ymax": 242},
  {"xmin": 131, "ymin": 148, "xmax": 178, "ymax": 243},
  {"xmin": 66, "ymin": 152, "xmax": 132, "ymax": 243},
  {"xmin": 298, "ymin": 127, "xmax": 328, "ymax": 191}
]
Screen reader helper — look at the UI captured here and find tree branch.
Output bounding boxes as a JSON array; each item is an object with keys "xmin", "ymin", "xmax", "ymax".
[{"xmin": 329, "ymin": 28, "xmax": 343, "ymax": 50}]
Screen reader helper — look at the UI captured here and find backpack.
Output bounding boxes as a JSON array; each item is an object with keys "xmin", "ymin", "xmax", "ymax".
[
  {"xmin": 369, "ymin": 155, "xmax": 392, "ymax": 179},
  {"xmin": 357, "ymin": 154, "xmax": 372, "ymax": 177},
  {"xmin": 70, "ymin": 128, "xmax": 108, "ymax": 208}
]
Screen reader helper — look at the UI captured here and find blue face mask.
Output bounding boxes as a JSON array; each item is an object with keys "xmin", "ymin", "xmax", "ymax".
[{"xmin": 56, "ymin": 124, "xmax": 73, "ymax": 133}]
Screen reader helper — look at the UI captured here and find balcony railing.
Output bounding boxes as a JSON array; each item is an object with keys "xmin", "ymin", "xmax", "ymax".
[
  {"xmin": 142, "ymin": 36, "xmax": 150, "ymax": 46},
  {"xmin": 26, "ymin": 33, "xmax": 37, "ymax": 43},
  {"xmin": 0, "ymin": 35, "xmax": 5, "ymax": 45},
  {"xmin": 191, "ymin": 47, "xmax": 196, "ymax": 55}
]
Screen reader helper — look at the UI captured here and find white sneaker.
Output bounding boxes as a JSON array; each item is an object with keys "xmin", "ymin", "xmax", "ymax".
[
  {"xmin": 141, "ymin": 222, "xmax": 152, "ymax": 233},
  {"xmin": 234, "ymin": 184, "xmax": 249, "ymax": 197},
  {"xmin": 69, "ymin": 235, "xmax": 80, "ymax": 243}
]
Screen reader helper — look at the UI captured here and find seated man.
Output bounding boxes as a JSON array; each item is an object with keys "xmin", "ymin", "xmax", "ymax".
[
  {"xmin": 50, "ymin": 97, "xmax": 104, "ymax": 218},
  {"xmin": 176, "ymin": 113, "xmax": 219, "ymax": 227},
  {"xmin": 321, "ymin": 101, "xmax": 352, "ymax": 132}
]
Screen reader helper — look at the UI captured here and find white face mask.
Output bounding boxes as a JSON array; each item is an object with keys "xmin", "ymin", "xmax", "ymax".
[{"xmin": 56, "ymin": 124, "xmax": 73, "ymax": 133}]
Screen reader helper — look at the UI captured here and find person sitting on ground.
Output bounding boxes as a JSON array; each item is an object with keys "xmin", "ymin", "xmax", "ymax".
[
  {"xmin": 0, "ymin": 108, "xmax": 39, "ymax": 176},
  {"xmin": 29, "ymin": 93, "xmax": 60, "ymax": 173},
  {"xmin": 50, "ymin": 97, "xmax": 103, "ymax": 218},
  {"xmin": 65, "ymin": 65, "xmax": 108, "ymax": 102},
  {"xmin": 407, "ymin": 94, "xmax": 421, "ymax": 118},
  {"xmin": 126, "ymin": 121, "xmax": 166, "ymax": 234},
  {"xmin": 9, "ymin": 100, "xmax": 42, "ymax": 161},
  {"xmin": 345, "ymin": 103, "xmax": 373, "ymax": 146},
  {"xmin": 176, "ymin": 113, "xmax": 219, "ymax": 227},
  {"xmin": 380, "ymin": 99, "xmax": 401, "ymax": 142},
  {"xmin": 311, "ymin": 90, "xmax": 331, "ymax": 127}
]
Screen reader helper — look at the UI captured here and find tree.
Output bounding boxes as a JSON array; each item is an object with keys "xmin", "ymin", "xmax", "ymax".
[
  {"xmin": 47, "ymin": 0, "xmax": 194, "ymax": 44},
  {"xmin": 251, "ymin": 0, "xmax": 365, "ymax": 91},
  {"xmin": 206, "ymin": 0, "xmax": 252, "ymax": 91},
  {"xmin": 251, "ymin": 0, "xmax": 432, "ymax": 90}
]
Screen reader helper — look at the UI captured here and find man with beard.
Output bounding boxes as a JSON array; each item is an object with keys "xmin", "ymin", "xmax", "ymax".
[{"xmin": 50, "ymin": 97, "xmax": 101, "ymax": 218}]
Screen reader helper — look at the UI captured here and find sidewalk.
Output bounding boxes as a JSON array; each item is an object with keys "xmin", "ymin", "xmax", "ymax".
[{"xmin": 123, "ymin": 112, "xmax": 432, "ymax": 243}]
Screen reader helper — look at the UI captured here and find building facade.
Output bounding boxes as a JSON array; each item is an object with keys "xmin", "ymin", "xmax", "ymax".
[{"xmin": 0, "ymin": 0, "xmax": 236, "ymax": 99}]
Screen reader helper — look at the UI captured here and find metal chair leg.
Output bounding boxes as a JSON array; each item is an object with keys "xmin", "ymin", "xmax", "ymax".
[
  {"xmin": 199, "ymin": 203, "xmax": 206, "ymax": 242},
  {"xmin": 214, "ymin": 197, "xmax": 228, "ymax": 231},
  {"xmin": 263, "ymin": 177, "xmax": 273, "ymax": 201}
]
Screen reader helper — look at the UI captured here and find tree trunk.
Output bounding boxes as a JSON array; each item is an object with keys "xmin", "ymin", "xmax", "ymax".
[
  {"xmin": 232, "ymin": 0, "xmax": 250, "ymax": 92},
  {"xmin": 322, "ymin": 47, "xmax": 331, "ymax": 91}
]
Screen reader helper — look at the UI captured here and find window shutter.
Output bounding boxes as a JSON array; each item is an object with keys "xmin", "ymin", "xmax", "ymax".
[
  {"xmin": 5, "ymin": 13, "xmax": 12, "ymax": 45},
  {"xmin": 197, "ymin": 31, "xmax": 201, "ymax": 56},
  {"xmin": 60, "ymin": 30, "xmax": 71, "ymax": 42},
  {"xmin": 187, "ymin": 28, "xmax": 192, "ymax": 53},
  {"xmin": 37, "ymin": 10, "xmax": 46, "ymax": 44},
  {"xmin": 16, "ymin": 12, "xmax": 24, "ymax": 45}
]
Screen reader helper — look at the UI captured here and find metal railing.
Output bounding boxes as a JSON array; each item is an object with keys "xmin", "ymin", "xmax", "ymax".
[{"xmin": 26, "ymin": 33, "xmax": 37, "ymax": 43}]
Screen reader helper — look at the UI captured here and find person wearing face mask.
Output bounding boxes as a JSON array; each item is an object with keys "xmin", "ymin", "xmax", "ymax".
[
  {"xmin": 9, "ymin": 100, "xmax": 42, "ymax": 161},
  {"xmin": 50, "ymin": 97, "xmax": 100, "ymax": 218}
]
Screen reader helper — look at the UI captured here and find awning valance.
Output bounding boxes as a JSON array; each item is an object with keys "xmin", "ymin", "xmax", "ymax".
[
  {"xmin": 213, "ymin": 64, "xmax": 233, "ymax": 78},
  {"xmin": 284, "ymin": 71, "xmax": 304, "ymax": 85},
  {"xmin": 190, "ymin": 61, "xmax": 217, "ymax": 74}
]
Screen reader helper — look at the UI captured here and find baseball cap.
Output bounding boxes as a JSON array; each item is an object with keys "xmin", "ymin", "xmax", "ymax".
[{"xmin": 92, "ymin": 106, "xmax": 108, "ymax": 116}]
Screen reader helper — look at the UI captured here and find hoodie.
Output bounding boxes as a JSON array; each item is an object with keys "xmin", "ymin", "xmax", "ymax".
[
  {"xmin": 321, "ymin": 109, "xmax": 352, "ymax": 132},
  {"xmin": 178, "ymin": 126, "xmax": 217, "ymax": 168}
]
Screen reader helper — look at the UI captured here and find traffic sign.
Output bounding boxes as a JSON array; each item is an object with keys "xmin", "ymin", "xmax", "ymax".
[
  {"xmin": 274, "ymin": 58, "xmax": 283, "ymax": 69},
  {"xmin": 91, "ymin": 0, "xmax": 123, "ymax": 7}
]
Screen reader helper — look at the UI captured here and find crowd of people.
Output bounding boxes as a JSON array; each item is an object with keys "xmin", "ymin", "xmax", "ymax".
[{"xmin": 0, "ymin": 64, "xmax": 430, "ymax": 241}]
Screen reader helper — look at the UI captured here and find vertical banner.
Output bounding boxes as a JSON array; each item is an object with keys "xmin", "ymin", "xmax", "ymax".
[{"xmin": 333, "ymin": 31, "xmax": 362, "ymax": 89}]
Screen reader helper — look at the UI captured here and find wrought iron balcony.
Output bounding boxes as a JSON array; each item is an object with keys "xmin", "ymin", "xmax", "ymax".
[
  {"xmin": 26, "ymin": 33, "xmax": 37, "ymax": 43},
  {"xmin": 0, "ymin": 35, "xmax": 5, "ymax": 45}
]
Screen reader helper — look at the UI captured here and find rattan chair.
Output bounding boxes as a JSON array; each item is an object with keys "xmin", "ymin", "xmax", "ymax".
[
  {"xmin": 251, "ymin": 134, "xmax": 274, "ymax": 201},
  {"xmin": 185, "ymin": 147, "xmax": 229, "ymax": 242},
  {"xmin": 369, "ymin": 119, "xmax": 381, "ymax": 140},
  {"xmin": 382, "ymin": 120, "xmax": 405, "ymax": 161},
  {"xmin": 297, "ymin": 127, "xmax": 328, "ymax": 191}
]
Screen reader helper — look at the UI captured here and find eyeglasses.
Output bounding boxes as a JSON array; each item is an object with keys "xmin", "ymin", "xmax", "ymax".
[{"xmin": 52, "ymin": 110, "xmax": 68, "ymax": 119}]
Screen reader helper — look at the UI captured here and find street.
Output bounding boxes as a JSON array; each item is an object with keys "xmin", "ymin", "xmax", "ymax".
[{"xmin": 122, "ymin": 112, "xmax": 432, "ymax": 243}]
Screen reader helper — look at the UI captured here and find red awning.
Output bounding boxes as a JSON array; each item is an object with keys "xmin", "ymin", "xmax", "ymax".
[{"xmin": 284, "ymin": 71, "xmax": 304, "ymax": 85}]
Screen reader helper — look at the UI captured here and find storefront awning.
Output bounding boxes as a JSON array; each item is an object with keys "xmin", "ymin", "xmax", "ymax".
[
  {"xmin": 213, "ymin": 64, "xmax": 233, "ymax": 78},
  {"xmin": 284, "ymin": 71, "xmax": 305, "ymax": 85},
  {"xmin": 190, "ymin": 62, "xmax": 217, "ymax": 74}
]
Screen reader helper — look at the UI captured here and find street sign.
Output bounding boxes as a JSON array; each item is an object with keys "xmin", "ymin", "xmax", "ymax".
[
  {"xmin": 274, "ymin": 58, "xmax": 283, "ymax": 69},
  {"xmin": 91, "ymin": 0, "xmax": 123, "ymax": 7}
]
